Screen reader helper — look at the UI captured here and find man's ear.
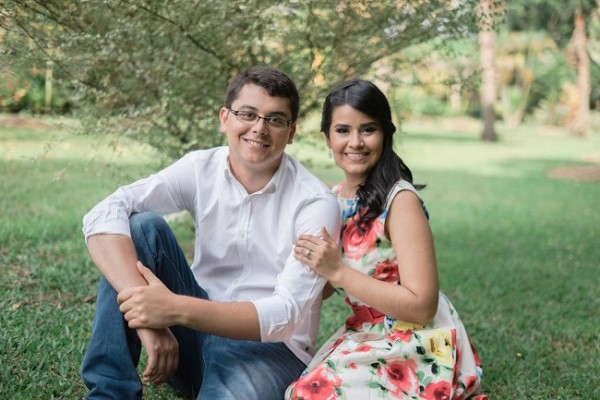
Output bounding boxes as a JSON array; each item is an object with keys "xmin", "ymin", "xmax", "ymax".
[
  {"xmin": 287, "ymin": 123, "xmax": 297, "ymax": 144},
  {"xmin": 219, "ymin": 107, "xmax": 230, "ymax": 134}
]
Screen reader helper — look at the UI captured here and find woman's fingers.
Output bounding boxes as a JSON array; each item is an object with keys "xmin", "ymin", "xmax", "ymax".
[{"xmin": 294, "ymin": 245, "xmax": 313, "ymax": 258}]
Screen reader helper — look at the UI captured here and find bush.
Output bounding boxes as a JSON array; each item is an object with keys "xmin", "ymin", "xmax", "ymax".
[
  {"xmin": 0, "ymin": 68, "xmax": 30, "ymax": 112},
  {"xmin": 527, "ymin": 49, "xmax": 573, "ymax": 116},
  {"xmin": 0, "ymin": 67, "xmax": 72, "ymax": 115},
  {"xmin": 391, "ymin": 87, "xmax": 451, "ymax": 119}
]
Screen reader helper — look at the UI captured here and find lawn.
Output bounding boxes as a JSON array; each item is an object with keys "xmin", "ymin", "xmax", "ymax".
[{"xmin": 1, "ymin": 114, "xmax": 598, "ymax": 399}]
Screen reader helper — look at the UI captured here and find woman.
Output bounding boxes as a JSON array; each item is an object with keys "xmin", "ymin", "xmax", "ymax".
[{"xmin": 286, "ymin": 80, "xmax": 486, "ymax": 399}]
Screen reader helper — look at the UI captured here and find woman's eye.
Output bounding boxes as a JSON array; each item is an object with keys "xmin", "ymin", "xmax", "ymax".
[{"xmin": 362, "ymin": 126, "xmax": 377, "ymax": 135}]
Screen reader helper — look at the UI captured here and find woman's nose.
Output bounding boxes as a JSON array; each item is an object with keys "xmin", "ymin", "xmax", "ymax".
[{"xmin": 348, "ymin": 132, "xmax": 363, "ymax": 147}]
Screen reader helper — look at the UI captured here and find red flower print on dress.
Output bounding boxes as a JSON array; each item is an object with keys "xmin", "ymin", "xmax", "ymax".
[
  {"xmin": 331, "ymin": 337, "xmax": 345, "ymax": 351},
  {"xmin": 345, "ymin": 315, "xmax": 363, "ymax": 331},
  {"xmin": 453, "ymin": 332, "xmax": 462, "ymax": 386},
  {"xmin": 372, "ymin": 260, "xmax": 399, "ymax": 282},
  {"xmin": 341, "ymin": 217, "xmax": 383, "ymax": 260},
  {"xmin": 292, "ymin": 365, "xmax": 342, "ymax": 400},
  {"xmin": 463, "ymin": 374, "xmax": 479, "ymax": 393},
  {"xmin": 422, "ymin": 380, "xmax": 451, "ymax": 400},
  {"xmin": 469, "ymin": 338, "xmax": 482, "ymax": 366},
  {"xmin": 385, "ymin": 359, "xmax": 417, "ymax": 396},
  {"xmin": 452, "ymin": 374, "xmax": 481, "ymax": 400},
  {"xmin": 355, "ymin": 344, "xmax": 372, "ymax": 352},
  {"xmin": 389, "ymin": 329, "xmax": 413, "ymax": 343}
]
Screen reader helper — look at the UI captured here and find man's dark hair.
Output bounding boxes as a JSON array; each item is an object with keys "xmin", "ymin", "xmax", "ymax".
[{"xmin": 224, "ymin": 66, "xmax": 300, "ymax": 122}]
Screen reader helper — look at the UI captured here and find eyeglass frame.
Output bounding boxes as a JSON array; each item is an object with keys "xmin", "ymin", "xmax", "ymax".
[{"xmin": 227, "ymin": 108, "xmax": 294, "ymax": 128}]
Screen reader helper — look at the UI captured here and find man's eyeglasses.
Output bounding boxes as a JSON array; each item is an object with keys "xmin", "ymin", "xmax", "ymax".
[{"xmin": 228, "ymin": 109, "xmax": 293, "ymax": 129}]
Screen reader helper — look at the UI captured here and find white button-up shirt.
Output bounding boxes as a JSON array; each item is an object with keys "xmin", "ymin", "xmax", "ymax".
[{"xmin": 82, "ymin": 146, "xmax": 341, "ymax": 364}]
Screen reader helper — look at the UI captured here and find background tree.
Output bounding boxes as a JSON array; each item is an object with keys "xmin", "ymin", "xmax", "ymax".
[
  {"xmin": 0, "ymin": 11, "xmax": 71, "ymax": 113},
  {"xmin": 569, "ymin": 1, "xmax": 591, "ymax": 136},
  {"xmin": 477, "ymin": 0, "xmax": 503, "ymax": 142},
  {"xmin": 505, "ymin": 0, "xmax": 597, "ymax": 136},
  {"xmin": 0, "ymin": 0, "xmax": 480, "ymax": 158}
]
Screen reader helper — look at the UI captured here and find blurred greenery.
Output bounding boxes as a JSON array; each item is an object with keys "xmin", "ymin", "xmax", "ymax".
[
  {"xmin": 3, "ymin": 1, "xmax": 600, "ymax": 149},
  {"xmin": 1, "ymin": 0, "xmax": 479, "ymax": 157}
]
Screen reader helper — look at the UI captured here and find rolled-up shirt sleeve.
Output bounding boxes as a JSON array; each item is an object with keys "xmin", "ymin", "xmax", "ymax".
[
  {"xmin": 82, "ymin": 154, "xmax": 197, "ymax": 240},
  {"xmin": 251, "ymin": 192, "xmax": 341, "ymax": 343}
]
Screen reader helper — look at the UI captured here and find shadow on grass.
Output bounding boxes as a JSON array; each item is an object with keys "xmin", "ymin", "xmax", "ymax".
[
  {"xmin": 2, "ymin": 120, "xmax": 599, "ymax": 399},
  {"xmin": 412, "ymin": 169, "xmax": 598, "ymax": 398},
  {"xmin": 320, "ymin": 168, "xmax": 599, "ymax": 398},
  {"xmin": 401, "ymin": 131, "xmax": 482, "ymax": 143}
]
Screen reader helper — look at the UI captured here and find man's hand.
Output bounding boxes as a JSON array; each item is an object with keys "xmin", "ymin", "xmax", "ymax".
[
  {"xmin": 117, "ymin": 262, "xmax": 180, "ymax": 383},
  {"xmin": 118, "ymin": 262, "xmax": 178, "ymax": 329},
  {"xmin": 137, "ymin": 328, "xmax": 179, "ymax": 383}
]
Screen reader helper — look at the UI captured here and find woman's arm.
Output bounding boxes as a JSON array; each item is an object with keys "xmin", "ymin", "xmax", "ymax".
[{"xmin": 294, "ymin": 190, "xmax": 439, "ymax": 325}]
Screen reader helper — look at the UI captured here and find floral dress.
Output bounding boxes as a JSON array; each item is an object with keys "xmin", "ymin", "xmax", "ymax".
[{"xmin": 286, "ymin": 180, "xmax": 487, "ymax": 400}]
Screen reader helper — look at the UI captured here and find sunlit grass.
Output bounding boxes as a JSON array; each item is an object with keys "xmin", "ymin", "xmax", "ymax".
[{"xmin": 1, "ymin": 115, "xmax": 599, "ymax": 399}]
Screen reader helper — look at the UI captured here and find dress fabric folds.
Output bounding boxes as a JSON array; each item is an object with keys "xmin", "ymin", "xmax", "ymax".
[{"xmin": 286, "ymin": 181, "xmax": 487, "ymax": 400}]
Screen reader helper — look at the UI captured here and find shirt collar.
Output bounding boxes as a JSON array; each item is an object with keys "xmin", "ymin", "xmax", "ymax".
[{"xmin": 222, "ymin": 151, "xmax": 286, "ymax": 195}]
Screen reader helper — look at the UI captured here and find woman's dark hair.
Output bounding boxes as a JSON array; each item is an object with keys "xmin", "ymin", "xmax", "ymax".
[
  {"xmin": 321, "ymin": 79, "xmax": 424, "ymax": 231},
  {"xmin": 224, "ymin": 66, "xmax": 300, "ymax": 122}
]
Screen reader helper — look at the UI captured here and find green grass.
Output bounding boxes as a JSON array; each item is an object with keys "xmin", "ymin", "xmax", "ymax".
[{"xmin": 1, "ymin": 115, "xmax": 599, "ymax": 399}]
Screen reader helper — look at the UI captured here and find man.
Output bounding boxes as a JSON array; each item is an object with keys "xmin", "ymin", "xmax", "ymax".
[{"xmin": 80, "ymin": 66, "xmax": 341, "ymax": 399}]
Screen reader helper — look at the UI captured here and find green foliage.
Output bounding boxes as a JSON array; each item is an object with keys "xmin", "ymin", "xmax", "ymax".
[
  {"xmin": 392, "ymin": 87, "xmax": 450, "ymax": 118},
  {"xmin": 530, "ymin": 53, "xmax": 575, "ymax": 125},
  {"xmin": 1, "ymin": 0, "xmax": 479, "ymax": 158},
  {"xmin": 493, "ymin": 29, "xmax": 575, "ymax": 126},
  {"xmin": 25, "ymin": 73, "xmax": 72, "ymax": 114},
  {"xmin": 0, "ymin": 69, "xmax": 29, "ymax": 112},
  {"xmin": 0, "ymin": 65, "xmax": 72, "ymax": 114},
  {"xmin": 376, "ymin": 38, "xmax": 481, "ymax": 120},
  {"xmin": 505, "ymin": 0, "xmax": 598, "ymax": 46}
]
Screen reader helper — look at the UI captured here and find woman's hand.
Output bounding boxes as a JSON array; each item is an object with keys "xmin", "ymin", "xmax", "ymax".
[
  {"xmin": 294, "ymin": 227, "xmax": 343, "ymax": 282},
  {"xmin": 117, "ymin": 261, "xmax": 178, "ymax": 329}
]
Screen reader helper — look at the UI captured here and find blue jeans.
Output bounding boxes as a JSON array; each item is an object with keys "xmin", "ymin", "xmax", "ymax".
[{"xmin": 80, "ymin": 213, "xmax": 305, "ymax": 399}]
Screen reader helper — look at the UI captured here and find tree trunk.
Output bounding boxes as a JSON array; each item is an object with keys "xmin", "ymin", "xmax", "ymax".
[
  {"xmin": 478, "ymin": 0, "xmax": 498, "ymax": 142},
  {"xmin": 449, "ymin": 82, "xmax": 462, "ymax": 113},
  {"xmin": 570, "ymin": 2, "xmax": 590, "ymax": 137},
  {"xmin": 45, "ymin": 58, "xmax": 53, "ymax": 114}
]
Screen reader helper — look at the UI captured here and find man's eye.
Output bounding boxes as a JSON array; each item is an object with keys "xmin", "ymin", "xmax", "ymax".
[
  {"xmin": 267, "ymin": 117, "xmax": 286, "ymax": 126},
  {"xmin": 239, "ymin": 112, "xmax": 256, "ymax": 119}
]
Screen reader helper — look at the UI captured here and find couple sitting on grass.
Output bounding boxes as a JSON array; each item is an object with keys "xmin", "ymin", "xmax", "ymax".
[{"xmin": 80, "ymin": 66, "xmax": 487, "ymax": 400}]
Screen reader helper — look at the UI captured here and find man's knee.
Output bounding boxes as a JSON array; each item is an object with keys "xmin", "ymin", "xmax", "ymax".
[
  {"xmin": 129, "ymin": 212, "xmax": 167, "ymax": 237},
  {"xmin": 199, "ymin": 340, "xmax": 303, "ymax": 400}
]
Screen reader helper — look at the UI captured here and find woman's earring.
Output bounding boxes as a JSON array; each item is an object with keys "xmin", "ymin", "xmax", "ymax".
[{"xmin": 328, "ymin": 148, "xmax": 332, "ymax": 159}]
